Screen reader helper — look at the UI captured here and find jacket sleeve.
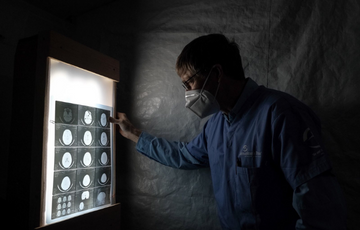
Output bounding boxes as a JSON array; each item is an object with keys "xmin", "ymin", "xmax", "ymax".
[
  {"xmin": 292, "ymin": 170, "xmax": 347, "ymax": 230},
  {"xmin": 271, "ymin": 99, "xmax": 332, "ymax": 190},
  {"xmin": 271, "ymin": 99, "xmax": 347, "ymax": 228},
  {"xmin": 135, "ymin": 132, "xmax": 209, "ymax": 169}
]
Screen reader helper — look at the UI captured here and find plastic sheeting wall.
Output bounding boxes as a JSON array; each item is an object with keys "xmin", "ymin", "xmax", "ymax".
[{"xmin": 75, "ymin": 0, "xmax": 360, "ymax": 229}]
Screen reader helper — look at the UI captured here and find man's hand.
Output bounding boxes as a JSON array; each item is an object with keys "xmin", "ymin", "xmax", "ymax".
[{"xmin": 109, "ymin": 112, "xmax": 141, "ymax": 143}]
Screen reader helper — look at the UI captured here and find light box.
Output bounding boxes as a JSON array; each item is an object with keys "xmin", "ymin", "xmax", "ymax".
[
  {"xmin": 43, "ymin": 58, "xmax": 115, "ymax": 225},
  {"xmin": 9, "ymin": 31, "xmax": 121, "ymax": 230}
]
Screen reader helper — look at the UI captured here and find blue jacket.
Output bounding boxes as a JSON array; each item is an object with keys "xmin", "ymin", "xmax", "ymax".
[{"xmin": 136, "ymin": 78, "xmax": 347, "ymax": 229}]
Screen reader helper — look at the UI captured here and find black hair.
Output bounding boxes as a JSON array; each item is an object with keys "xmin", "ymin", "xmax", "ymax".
[{"xmin": 176, "ymin": 34, "xmax": 245, "ymax": 80}]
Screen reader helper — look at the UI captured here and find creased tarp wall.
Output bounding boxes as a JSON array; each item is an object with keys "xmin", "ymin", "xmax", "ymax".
[{"xmin": 75, "ymin": 0, "xmax": 360, "ymax": 229}]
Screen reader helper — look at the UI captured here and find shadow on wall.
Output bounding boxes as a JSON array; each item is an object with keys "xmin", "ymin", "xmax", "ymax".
[{"xmin": 319, "ymin": 102, "xmax": 360, "ymax": 230}]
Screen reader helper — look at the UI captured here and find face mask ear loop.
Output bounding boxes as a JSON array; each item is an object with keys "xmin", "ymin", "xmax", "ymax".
[
  {"xmin": 214, "ymin": 79, "xmax": 220, "ymax": 99},
  {"xmin": 199, "ymin": 67, "xmax": 214, "ymax": 94}
]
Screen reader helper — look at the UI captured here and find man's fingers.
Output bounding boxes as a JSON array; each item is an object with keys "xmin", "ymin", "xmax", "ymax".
[
  {"xmin": 109, "ymin": 116, "xmax": 118, "ymax": 124},
  {"xmin": 109, "ymin": 115, "xmax": 130, "ymax": 132},
  {"xmin": 107, "ymin": 112, "xmax": 140, "ymax": 143}
]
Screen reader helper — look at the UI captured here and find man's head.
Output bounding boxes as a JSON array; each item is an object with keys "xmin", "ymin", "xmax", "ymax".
[
  {"xmin": 176, "ymin": 34, "xmax": 245, "ymax": 81},
  {"xmin": 177, "ymin": 34, "xmax": 248, "ymax": 116}
]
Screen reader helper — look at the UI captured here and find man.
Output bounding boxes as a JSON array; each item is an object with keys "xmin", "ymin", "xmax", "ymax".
[{"xmin": 110, "ymin": 34, "xmax": 347, "ymax": 229}]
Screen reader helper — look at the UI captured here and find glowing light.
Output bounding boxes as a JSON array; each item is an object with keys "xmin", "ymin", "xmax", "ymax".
[
  {"xmin": 43, "ymin": 58, "xmax": 115, "ymax": 225},
  {"xmin": 49, "ymin": 59, "xmax": 113, "ymax": 107}
]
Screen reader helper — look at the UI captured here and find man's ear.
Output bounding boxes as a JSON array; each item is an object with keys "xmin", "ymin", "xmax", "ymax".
[{"xmin": 213, "ymin": 64, "xmax": 223, "ymax": 82}]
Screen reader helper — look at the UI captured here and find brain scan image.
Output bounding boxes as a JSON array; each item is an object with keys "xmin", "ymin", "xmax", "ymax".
[
  {"xmin": 100, "ymin": 152, "xmax": 108, "ymax": 165},
  {"xmin": 83, "ymin": 131, "xmax": 92, "ymax": 146},
  {"xmin": 54, "ymin": 171, "xmax": 76, "ymax": 195},
  {"xmin": 79, "ymin": 174, "xmax": 92, "ymax": 188},
  {"xmin": 100, "ymin": 173, "xmax": 107, "ymax": 184},
  {"xmin": 78, "ymin": 106, "xmax": 96, "ymax": 126},
  {"xmin": 96, "ymin": 167, "xmax": 111, "ymax": 187},
  {"xmin": 55, "ymin": 124, "xmax": 77, "ymax": 147},
  {"xmin": 96, "ymin": 109, "xmax": 110, "ymax": 128},
  {"xmin": 83, "ymin": 152, "xmax": 92, "ymax": 167},
  {"xmin": 79, "ymin": 202, "xmax": 84, "ymax": 211},
  {"xmin": 56, "ymin": 101, "xmax": 78, "ymax": 125},
  {"xmin": 62, "ymin": 129, "xmax": 73, "ymax": 146},
  {"xmin": 52, "ymin": 193, "xmax": 74, "ymax": 219},
  {"xmin": 93, "ymin": 188, "xmax": 110, "ymax": 207},
  {"xmin": 63, "ymin": 108, "xmax": 73, "ymax": 123},
  {"xmin": 60, "ymin": 176, "xmax": 71, "ymax": 191},
  {"xmin": 84, "ymin": 110, "xmax": 92, "ymax": 125},
  {"xmin": 100, "ymin": 113, "xmax": 107, "ymax": 127},
  {"xmin": 78, "ymin": 127, "xmax": 95, "ymax": 146},
  {"xmin": 95, "ymin": 128, "xmax": 110, "ymax": 147},
  {"xmin": 61, "ymin": 152, "xmax": 73, "ymax": 169},
  {"xmin": 100, "ymin": 132, "xmax": 108, "ymax": 146},
  {"xmin": 76, "ymin": 169, "xmax": 95, "ymax": 190},
  {"xmin": 95, "ymin": 149, "xmax": 110, "ymax": 167},
  {"xmin": 74, "ymin": 189, "xmax": 94, "ymax": 213},
  {"xmin": 81, "ymin": 191, "xmax": 90, "ymax": 200},
  {"xmin": 83, "ymin": 174, "xmax": 90, "ymax": 187},
  {"xmin": 97, "ymin": 192, "xmax": 106, "ymax": 206},
  {"xmin": 78, "ymin": 149, "xmax": 94, "ymax": 168},
  {"xmin": 55, "ymin": 148, "xmax": 77, "ymax": 170}
]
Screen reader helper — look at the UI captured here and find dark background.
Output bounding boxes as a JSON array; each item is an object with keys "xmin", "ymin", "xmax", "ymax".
[{"xmin": 2, "ymin": 0, "xmax": 359, "ymax": 229}]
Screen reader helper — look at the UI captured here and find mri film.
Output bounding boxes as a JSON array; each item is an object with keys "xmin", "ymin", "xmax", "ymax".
[
  {"xmin": 74, "ymin": 189, "xmax": 94, "ymax": 212},
  {"xmin": 55, "ymin": 124, "xmax": 77, "ymax": 147},
  {"xmin": 94, "ymin": 187, "xmax": 111, "ymax": 207},
  {"xmin": 96, "ymin": 109, "xmax": 110, "ymax": 128},
  {"xmin": 51, "ymin": 193, "xmax": 75, "ymax": 219},
  {"xmin": 96, "ymin": 128, "xmax": 110, "ymax": 147},
  {"xmin": 78, "ymin": 126, "xmax": 96, "ymax": 147},
  {"xmin": 52, "ymin": 101, "xmax": 112, "ymax": 220},
  {"xmin": 78, "ymin": 105, "xmax": 96, "ymax": 126},
  {"xmin": 78, "ymin": 148, "xmax": 95, "ymax": 168},
  {"xmin": 95, "ymin": 148, "xmax": 111, "ymax": 167},
  {"xmin": 55, "ymin": 101, "xmax": 78, "ymax": 125},
  {"xmin": 54, "ymin": 148, "xmax": 77, "ymax": 170}
]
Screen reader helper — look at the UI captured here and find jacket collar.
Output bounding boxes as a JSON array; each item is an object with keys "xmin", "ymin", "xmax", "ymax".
[{"xmin": 224, "ymin": 78, "xmax": 259, "ymax": 123}]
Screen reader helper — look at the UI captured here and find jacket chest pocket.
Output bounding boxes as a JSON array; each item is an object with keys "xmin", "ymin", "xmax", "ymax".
[
  {"xmin": 235, "ymin": 166, "xmax": 276, "ymax": 213},
  {"xmin": 235, "ymin": 167, "xmax": 253, "ymax": 213},
  {"xmin": 234, "ymin": 163, "xmax": 296, "ymax": 229}
]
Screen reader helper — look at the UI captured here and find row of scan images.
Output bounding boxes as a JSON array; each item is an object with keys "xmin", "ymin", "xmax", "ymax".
[
  {"xmin": 51, "ymin": 186, "xmax": 111, "ymax": 220},
  {"xmin": 53, "ymin": 167, "xmax": 111, "ymax": 195},
  {"xmin": 55, "ymin": 124, "xmax": 110, "ymax": 147},
  {"xmin": 56, "ymin": 101, "xmax": 111, "ymax": 128},
  {"xmin": 55, "ymin": 148, "xmax": 111, "ymax": 170}
]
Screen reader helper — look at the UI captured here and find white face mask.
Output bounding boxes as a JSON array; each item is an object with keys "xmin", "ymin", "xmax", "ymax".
[{"xmin": 185, "ymin": 69, "xmax": 220, "ymax": 118}]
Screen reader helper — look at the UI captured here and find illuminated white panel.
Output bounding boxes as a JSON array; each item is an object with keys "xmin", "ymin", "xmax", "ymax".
[{"xmin": 42, "ymin": 58, "xmax": 115, "ymax": 225}]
